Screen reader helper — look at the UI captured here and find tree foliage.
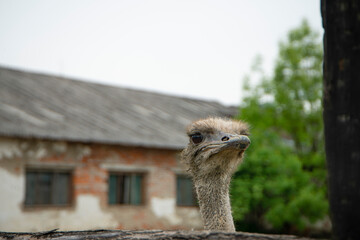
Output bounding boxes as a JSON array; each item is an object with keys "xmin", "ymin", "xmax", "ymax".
[{"xmin": 231, "ymin": 20, "xmax": 328, "ymax": 235}]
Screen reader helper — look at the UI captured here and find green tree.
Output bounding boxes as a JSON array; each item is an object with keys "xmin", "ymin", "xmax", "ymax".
[{"xmin": 231, "ymin": 20, "xmax": 328, "ymax": 235}]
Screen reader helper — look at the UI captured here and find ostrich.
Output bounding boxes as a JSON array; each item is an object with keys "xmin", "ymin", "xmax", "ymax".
[{"xmin": 181, "ymin": 117, "xmax": 250, "ymax": 232}]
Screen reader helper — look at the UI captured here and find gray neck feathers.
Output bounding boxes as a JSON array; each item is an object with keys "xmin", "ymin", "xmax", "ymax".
[{"xmin": 193, "ymin": 173, "xmax": 235, "ymax": 231}]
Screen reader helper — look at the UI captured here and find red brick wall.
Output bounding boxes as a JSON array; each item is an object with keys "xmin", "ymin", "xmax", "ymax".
[
  {"xmin": 17, "ymin": 139, "xmax": 202, "ymax": 230},
  {"xmin": 71, "ymin": 144, "xmax": 179, "ymax": 206}
]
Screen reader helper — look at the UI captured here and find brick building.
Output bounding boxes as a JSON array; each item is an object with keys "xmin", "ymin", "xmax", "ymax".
[{"xmin": 0, "ymin": 66, "xmax": 237, "ymax": 231}]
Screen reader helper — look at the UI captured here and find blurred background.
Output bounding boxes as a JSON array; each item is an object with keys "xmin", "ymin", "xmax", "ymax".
[
  {"xmin": 0, "ymin": 0, "xmax": 322, "ymax": 106},
  {"xmin": 0, "ymin": 0, "xmax": 328, "ymax": 238}
]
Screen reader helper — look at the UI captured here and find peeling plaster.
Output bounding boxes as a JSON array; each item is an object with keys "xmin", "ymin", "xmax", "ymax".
[
  {"xmin": 0, "ymin": 139, "xmax": 22, "ymax": 160},
  {"xmin": 151, "ymin": 197, "xmax": 181, "ymax": 225},
  {"xmin": 58, "ymin": 195, "xmax": 117, "ymax": 230},
  {"xmin": 34, "ymin": 147, "xmax": 47, "ymax": 159},
  {"xmin": 52, "ymin": 142, "xmax": 67, "ymax": 153},
  {"xmin": 0, "ymin": 168, "xmax": 24, "ymax": 230}
]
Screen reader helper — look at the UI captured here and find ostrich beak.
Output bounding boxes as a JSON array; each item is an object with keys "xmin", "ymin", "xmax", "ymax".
[
  {"xmin": 238, "ymin": 135, "xmax": 251, "ymax": 149},
  {"xmin": 221, "ymin": 135, "xmax": 250, "ymax": 151}
]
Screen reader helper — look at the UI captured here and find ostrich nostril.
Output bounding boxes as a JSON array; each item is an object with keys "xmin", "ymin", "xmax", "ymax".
[{"xmin": 221, "ymin": 136, "xmax": 230, "ymax": 141}]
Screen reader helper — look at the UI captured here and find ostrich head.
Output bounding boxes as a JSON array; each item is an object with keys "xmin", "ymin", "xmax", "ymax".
[
  {"xmin": 182, "ymin": 117, "xmax": 250, "ymax": 180},
  {"xmin": 181, "ymin": 117, "xmax": 250, "ymax": 231}
]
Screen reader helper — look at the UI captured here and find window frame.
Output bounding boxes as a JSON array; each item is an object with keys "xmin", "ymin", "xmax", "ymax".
[
  {"xmin": 176, "ymin": 174, "xmax": 198, "ymax": 207},
  {"xmin": 24, "ymin": 168, "xmax": 73, "ymax": 208},
  {"xmin": 108, "ymin": 172, "xmax": 145, "ymax": 206}
]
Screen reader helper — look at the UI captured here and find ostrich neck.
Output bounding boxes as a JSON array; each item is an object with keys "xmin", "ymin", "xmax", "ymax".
[{"xmin": 194, "ymin": 174, "xmax": 235, "ymax": 231}]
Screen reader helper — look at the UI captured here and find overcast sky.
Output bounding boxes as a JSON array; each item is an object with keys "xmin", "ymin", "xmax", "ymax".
[{"xmin": 0, "ymin": 0, "xmax": 323, "ymax": 106}]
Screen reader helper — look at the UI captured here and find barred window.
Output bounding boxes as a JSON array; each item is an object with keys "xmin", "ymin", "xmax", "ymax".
[
  {"xmin": 176, "ymin": 175, "xmax": 198, "ymax": 206},
  {"xmin": 25, "ymin": 169, "xmax": 72, "ymax": 206},
  {"xmin": 108, "ymin": 173, "xmax": 143, "ymax": 205}
]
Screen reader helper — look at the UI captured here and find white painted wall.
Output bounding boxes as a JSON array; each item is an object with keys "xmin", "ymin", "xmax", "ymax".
[
  {"xmin": 151, "ymin": 197, "xmax": 181, "ymax": 225},
  {"xmin": 0, "ymin": 168, "xmax": 25, "ymax": 230}
]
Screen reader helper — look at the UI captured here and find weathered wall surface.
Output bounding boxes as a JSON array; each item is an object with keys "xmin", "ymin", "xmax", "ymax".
[{"xmin": 0, "ymin": 137, "xmax": 202, "ymax": 232}]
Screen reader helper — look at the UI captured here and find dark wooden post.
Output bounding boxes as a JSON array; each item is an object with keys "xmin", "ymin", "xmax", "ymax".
[{"xmin": 321, "ymin": 0, "xmax": 360, "ymax": 239}]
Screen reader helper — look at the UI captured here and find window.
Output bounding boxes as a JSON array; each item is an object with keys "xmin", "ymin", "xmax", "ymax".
[
  {"xmin": 108, "ymin": 173, "xmax": 143, "ymax": 205},
  {"xmin": 176, "ymin": 175, "xmax": 198, "ymax": 206},
  {"xmin": 25, "ymin": 169, "xmax": 72, "ymax": 206}
]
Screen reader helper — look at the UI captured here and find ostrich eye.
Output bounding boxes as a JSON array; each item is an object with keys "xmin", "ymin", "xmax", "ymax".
[{"xmin": 191, "ymin": 133, "xmax": 203, "ymax": 144}]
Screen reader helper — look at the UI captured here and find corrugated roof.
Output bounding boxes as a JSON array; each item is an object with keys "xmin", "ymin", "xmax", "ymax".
[{"xmin": 0, "ymin": 66, "xmax": 238, "ymax": 149}]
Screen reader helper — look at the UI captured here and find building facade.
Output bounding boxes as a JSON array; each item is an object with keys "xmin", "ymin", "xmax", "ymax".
[
  {"xmin": 0, "ymin": 66, "xmax": 237, "ymax": 231},
  {"xmin": 0, "ymin": 137, "xmax": 202, "ymax": 231}
]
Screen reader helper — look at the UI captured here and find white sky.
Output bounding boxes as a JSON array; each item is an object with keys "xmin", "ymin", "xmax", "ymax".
[{"xmin": 0, "ymin": 0, "xmax": 322, "ymax": 106}]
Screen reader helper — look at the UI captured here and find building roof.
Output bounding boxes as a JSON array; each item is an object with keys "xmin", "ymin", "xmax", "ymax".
[{"xmin": 0, "ymin": 66, "xmax": 238, "ymax": 149}]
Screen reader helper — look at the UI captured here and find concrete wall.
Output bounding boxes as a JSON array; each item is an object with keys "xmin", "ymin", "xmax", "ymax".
[{"xmin": 0, "ymin": 137, "xmax": 202, "ymax": 232}]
